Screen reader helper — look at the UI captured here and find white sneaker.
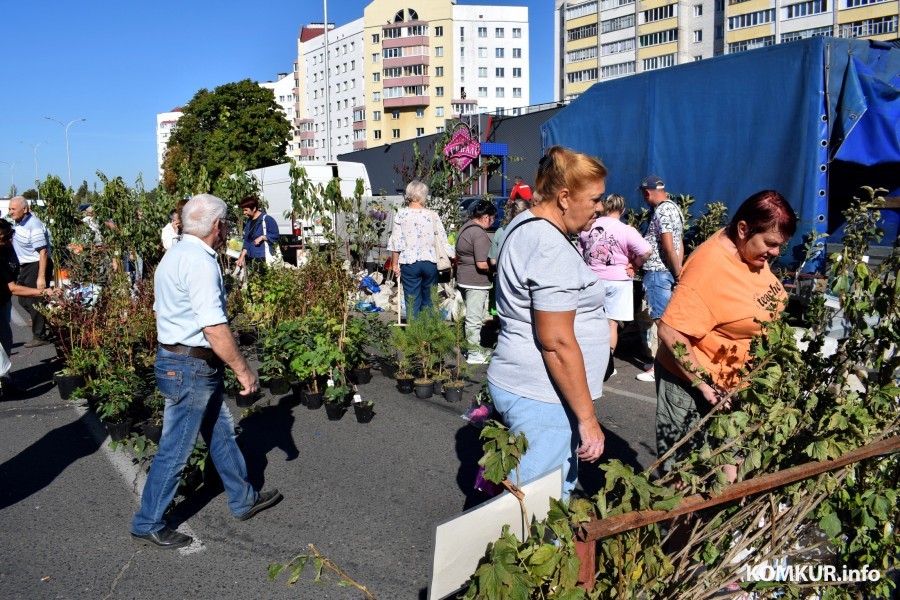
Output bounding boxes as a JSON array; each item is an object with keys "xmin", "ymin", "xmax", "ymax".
[
  {"xmin": 466, "ymin": 352, "xmax": 489, "ymax": 365},
  {"xmin": 636, "ymin": 367, "xmax": 655, "ymax": 382}
]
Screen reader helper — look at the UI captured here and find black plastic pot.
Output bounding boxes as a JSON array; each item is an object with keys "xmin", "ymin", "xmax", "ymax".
[
  {"xmin": 443, "ymin": 384, "xmax": 465, "ymax": 402},
  {"xmin": 142, "ymin": 422, "xmax": 163, "ymax": 444},
  {"xmin": 396, "ymin": 376, "xmax": 415, "ymax": 394},
  {"xmin": 268, "ymin": 377, "xmax": 291, "ymax": 396},
  {"xmin": 104, "ymin": 419, "xmax": 132, "ymax": 442},
  {"xmin": 235, "ymin": 390, "xmax": 260, "ymax": 408},
  {"xmin": 414, "ymin": 381, "xmax": 434, "ymax": 399},
  {"xmin": 354, "ymin": 402, "xmax": 374, "ymax": 423},
  {"xmin": 381, "ymin": 361, "xmax": 398, "ymax": 379},
  {"xmin": 324, "ymin": 402, "xmax": 345, "ymax": 421},
  {"xmin": 350, "ymin": 366, "xmax": 372, "ymax": 385},
  {"xmin": 55, "ymin": 373, "xmax": 86, "ymax": 401},
  {"xmin": 432, "ymin": 378, "xmax": 446, "ymax": 395},
  {"xmin": 238, "ymin": 329, "xmax": 258, "ymax": 346},
  {"xmin": 304, "ymin": 390, "xmax": 324, "ymax": 409}
]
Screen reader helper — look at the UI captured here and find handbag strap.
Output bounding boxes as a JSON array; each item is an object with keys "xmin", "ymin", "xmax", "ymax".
[{"xmin": 498, "ymin": 216, "xmax": 579, "ymax": 261}]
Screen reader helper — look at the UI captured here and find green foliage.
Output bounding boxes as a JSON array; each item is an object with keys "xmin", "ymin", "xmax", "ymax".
[
  {"xmin": 391, "ymin": 292, "xmax": 454, "ymax": 381},
  {"xmin": 684, "ymin": 202, "xmax": 728, "ymax": 252},
  {"xmin": 478, "ymin": 420, "xmax": 528, "ymax": 486},
  {"xmin": 35, "ymin": 174, "xmax": 84, "ymax": 251},
  {"xmin": 287, "ymin": 161, "xmax": 353, "ymax": 246},
  {"xmin": 342, "ymin": 180, "xmax": 387, "ymax": 270},
  {"xmin": 162, "ymin": 79, "xmax": 290, "ymax": 194},
  {"xmin": 90, "ymin": 366, "xmax": 140, "ymax": 423}
]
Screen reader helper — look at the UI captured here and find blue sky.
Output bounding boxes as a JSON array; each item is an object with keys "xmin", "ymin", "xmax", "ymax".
[{"xmin": 1, "ymin": 0, "xmax": 554, "ymax": 193}]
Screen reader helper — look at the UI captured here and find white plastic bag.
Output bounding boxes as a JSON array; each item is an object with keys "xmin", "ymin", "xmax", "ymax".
[{"xmin": 0, "ymin": 344, "xmax": 10, "ymax": 378}]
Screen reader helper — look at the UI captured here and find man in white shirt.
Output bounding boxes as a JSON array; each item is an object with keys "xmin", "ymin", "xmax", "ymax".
[{"xmin": 7, "ymin": 197, "xmax": 52, "ymax": 347}]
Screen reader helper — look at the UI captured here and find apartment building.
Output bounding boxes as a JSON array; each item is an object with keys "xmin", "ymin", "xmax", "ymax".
[
  {"xmin": 156, "ymin": 108, "xmax": 182, "ymax": 181},
  {"xmin": 554, "ymin": 0, "xmax": 898, "ymax": 100},
  {"xmin": 259, "ymin": 72, "xmax": 297, "ymax": 155}
]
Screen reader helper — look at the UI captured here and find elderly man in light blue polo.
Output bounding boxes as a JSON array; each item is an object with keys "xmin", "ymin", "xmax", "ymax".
[{"xmin": 131, "ymin": 194, "xmax": 281, "ymax": 549}]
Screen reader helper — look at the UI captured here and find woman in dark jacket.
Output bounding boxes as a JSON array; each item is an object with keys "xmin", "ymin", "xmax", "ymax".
[{"xmin": 235, "ymin": 196, "xmax": 279, "ymax": 274}]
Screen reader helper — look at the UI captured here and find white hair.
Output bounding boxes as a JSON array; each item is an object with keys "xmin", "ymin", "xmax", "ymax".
[
  {"xmin": 405, "ymin": 180, "xmax": 428, "ymax": 205},
  {"xmin": 181, "ymin": 194, "xmax": 227, "ymax": 237},
  {"xmin": 9, "ymin": 196, "xmax": 28, "ymax": 209}
]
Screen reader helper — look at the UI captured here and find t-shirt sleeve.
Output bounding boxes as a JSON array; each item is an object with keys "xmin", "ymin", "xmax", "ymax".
[
  {"xmin": 661, "ymin": 283, "xmax": 716, "ymax": 339},
  {"xmin": 31, "ymin": 226, "xmax": 48, "ymax": 252},
  {"xmin": 656, "ymin": 202, "xmax": 682, "ymax": 235},
  {"xmin": 185, "ymin": 259, "xmax": 228, "ymax": 329},
  {"xmin": 627, "ymin": 225, "xmax": 652, "ymax": 257},
  {"xmin": 386, "ymin": 212, "xmax": 404, "ymax": 252},
  {"xmin": 524, "ymin": 230, "xmax": 581, "ymax": 312}
]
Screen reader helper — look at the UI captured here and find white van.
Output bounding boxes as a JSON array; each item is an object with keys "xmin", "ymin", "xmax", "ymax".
[{"xmin": 246, "ymin": 161, "xmax": 372, "ymax": 244}]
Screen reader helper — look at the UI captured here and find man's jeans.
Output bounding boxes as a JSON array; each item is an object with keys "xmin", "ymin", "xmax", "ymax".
[
  {"xmin": 642, "ymin": 270, "xmax": 676, "ymax": 320},
  {"xmin": 131, "ymin": 348, "xmax": 257, "ymax": 535},
  {"xmin": 488, "ymin": 382, "xmax": 579, "ymax": 500},
  {"xmin": 459, "ymin": 287, "xmax": 489, "ymax": 351}
]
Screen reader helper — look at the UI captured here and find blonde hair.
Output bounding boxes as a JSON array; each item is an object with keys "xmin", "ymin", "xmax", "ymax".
[
  {"xmin": 534, "ymin": 146, "xmax": 607, "ymax": 204},
  {"xmin": 602, "ymin": 193, "xmax": 626, "ymax": 214}
]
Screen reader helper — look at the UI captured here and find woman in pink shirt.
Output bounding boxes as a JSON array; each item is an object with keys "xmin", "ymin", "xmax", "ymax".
[{"xmin": 579, "ymin": 194, "xmax": 652, "ymax": 375}]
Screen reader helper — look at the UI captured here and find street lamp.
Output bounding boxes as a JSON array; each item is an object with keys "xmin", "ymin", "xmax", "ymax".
[
  {"xmin": 19, "ymin": 140, "xmax": 48, "ymax": 202},
  {"xmin": 0, "ymin": 161, "xmax": 19, "ymax": 197},
  {"xmin": 45, "ymin": 116, "xmax": 86, "ymax": 190}
]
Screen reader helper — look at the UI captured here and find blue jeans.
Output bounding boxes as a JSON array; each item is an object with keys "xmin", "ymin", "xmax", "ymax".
[
  {"xmin": 131, "ymin": 348, "xmax": 257, "ymax": 535},
  {"xmin": 642, "ymin": 270, "xmax": 676, "ymax": 320},
  {"xmin": 488, "ymin": 382, "xmax": 579, "ymax": 500},
  {"xmin": 400, "ymin": 260, "xmax": 438, "ymax": 318}
]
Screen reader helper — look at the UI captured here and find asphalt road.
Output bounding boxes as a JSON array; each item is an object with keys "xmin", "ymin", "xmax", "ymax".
[{"xmin": 0, "ymin": 306, "xmax": 658, "ymax": 600}]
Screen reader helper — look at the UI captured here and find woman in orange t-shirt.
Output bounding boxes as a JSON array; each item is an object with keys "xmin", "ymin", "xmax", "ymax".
[{"xmin": 655, "ymin": 190, "xmax": 798, "ymax": 473}]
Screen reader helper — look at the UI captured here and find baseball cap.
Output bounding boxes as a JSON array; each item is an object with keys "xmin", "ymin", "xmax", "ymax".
[{"xmin": 639, "ymin": 175, "xmax": 665, "ymax": 190}]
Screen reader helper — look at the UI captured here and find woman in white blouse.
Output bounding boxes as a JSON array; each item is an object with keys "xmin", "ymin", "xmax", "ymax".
[{"xmin": 387, "ymin": 180, "xmax": 454, "ymax": 319}]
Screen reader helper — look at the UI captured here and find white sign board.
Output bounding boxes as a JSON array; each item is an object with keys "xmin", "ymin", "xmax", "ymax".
[{"xmin": 428, "ymin": 468, "xmax": 563, "ymax": 600}]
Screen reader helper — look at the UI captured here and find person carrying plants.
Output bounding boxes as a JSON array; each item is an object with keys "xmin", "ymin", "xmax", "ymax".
[
  {"xmin": 131, "ymin": 194, "xmax": 282, "ymax": 550},
  {"xmin": 235, "ymin": 195, "xmax": 279, "ymax": 276}
]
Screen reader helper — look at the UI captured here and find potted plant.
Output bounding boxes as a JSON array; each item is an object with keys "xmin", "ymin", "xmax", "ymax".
[
  {"xmin": 141, "ymin": 390, "xmax": 165, "ymax": 444},
  {"xmin": 323, "ymin": 378, "xmax": 349, "ymax": 421},
  {"xmin": 54, "ymin": 346, "xmax": 94, "ymax": 401},
  {"xmin": 444, "ymin": 306, "xmax": 470, "ymax": 402},
  {"xmin": 91, "ymin": 367, "xmax": 139, "ymax": 441},
  {"xmin": 257, "ymin": 322, "xmax": 296, "ymax": 395},
  {"xmin": 290, "ymin": 330, "xmax": 343, "ymax": 410},
  {"xmin": 353, "ymin": 397, "xmax": 375, "ymax": 423},
  {"xmin": 343, "ymin": 316, "xmax": 373, "ymax": 384}
]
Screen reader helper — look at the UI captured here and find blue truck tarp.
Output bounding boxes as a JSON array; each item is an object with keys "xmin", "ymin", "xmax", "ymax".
[{"xmin": 541, "ymin": 37, "xmax": 900, "ymax": 266}]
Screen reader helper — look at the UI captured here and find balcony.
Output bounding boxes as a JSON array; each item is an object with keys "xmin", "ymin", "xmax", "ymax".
[
  {"xmin": 298, "ymin": 147, "xmax": 316, "ymax": 157},
  {"xmin": 383, "ymin": 75, "xmax": 430, "ymax": 88},
  {"xmin": 298, "ymin": 130, "xmax": 315, "ymax": 140},
  {"xmin": 383, "ymin": 36, "xmax": 429, "ymax": 49},
  {"xmin": 294, "ymin": 117, "xmax": 314, "ymax": 127},
  {"xmin": 353, "ymin": 140, "xmax": 368, "ymax": 151},
  {"xmin": 384, "ymin": 96, "xmax": 431, "ymax": 109},
  {"xmin": 383, "ymin": 55, "xmax": 430, "ymax": 69},
  {"xmin": 353, "ymin": 120, "xmax": 366, "ymax": 131}
]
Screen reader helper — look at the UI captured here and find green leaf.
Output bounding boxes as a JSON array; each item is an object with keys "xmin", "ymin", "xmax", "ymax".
[
  {"xmin": 651, "ymin": 494, "xmax": 683, "ymax": 512},
  {"xmin": 819, "ymin": 511, "xmax": 842, "ymax": 538}
]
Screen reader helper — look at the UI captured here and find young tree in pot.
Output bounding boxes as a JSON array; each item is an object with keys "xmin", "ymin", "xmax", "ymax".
[
  {"xmin": 55, "ymin": 347, "xmax": 94, "ymax": 401},
  {"xmin": 290, "ymin": 330, "xmax": 344, "ymax": 410},
  {"xmin": 444, "ymin": 303, "xmax": 470, "ymax": 402},
  {"xmin": 323, "ymin": 374, "xmax": 349, "ymax": 421},
  {"xmin": 91, "ymin": 367, "xmax": 140, "ymax": 441},
  {"xmin": 390, "ymin": 326, "xmax": 416, "ymax": 393},
  {"xmin": 343, "ymin": 316, "xmax": 373, "ymax": 384},
  {"xmin": 258, "ymin": 320, "xmax": 299, "ymax": 395}
]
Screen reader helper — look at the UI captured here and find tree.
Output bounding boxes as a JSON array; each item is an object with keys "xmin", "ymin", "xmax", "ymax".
[
  {"xmin": 8, "ymin": 184, "xmax": 17, "ymax": 198},
  {"xmin": 162, "ymin": 79, "xmax": 290, "ymax": 194},
  {"xmin": 73, "ymin": 180, "xmax": 90, "ymax": 205},
  {"xmin": 21, "ymin": 189, "xmax": 37, "ymax": 201}
]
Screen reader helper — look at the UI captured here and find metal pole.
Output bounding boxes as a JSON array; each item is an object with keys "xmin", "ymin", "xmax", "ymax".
[
  {"xmin": 19, "ymin": 140, "xmax": 47, "ymax": 202},
  {"xmin": 0, "ymin": 161, "xmax": 19, "ymax": 196},
  {"xmin": 45, "ymin": 116, "xmax": 86, "ymax": 190},
  {"xmin": 323, "ymin": 0, "xmax": 332, "ymax": 162}
]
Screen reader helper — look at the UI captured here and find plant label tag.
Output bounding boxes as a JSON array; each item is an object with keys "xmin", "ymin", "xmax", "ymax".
[
  {"xmin": 327, "ymin": 379, "xmax": 334, "ymax": 387},
  {"xmin": 353, "ymin": 394, "xmax": 362, "ymax": 404}
]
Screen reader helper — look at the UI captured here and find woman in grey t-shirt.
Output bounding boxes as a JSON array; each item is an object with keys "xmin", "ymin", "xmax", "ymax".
[{"xmin": 486, "ymin": 146, "xmax": 610, "ymax": 500}]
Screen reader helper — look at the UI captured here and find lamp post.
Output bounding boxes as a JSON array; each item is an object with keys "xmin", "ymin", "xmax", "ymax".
[
  {"xmin": 19, "ymin": 140, "xmax": 47, "ymax": 202},
  {"xmin": 45, "ymin": 116, "xmax": 86, "ymax": 190},
  {"xmin": 0, "ymin": 161, "xmax": 19, "ymax": 197}
]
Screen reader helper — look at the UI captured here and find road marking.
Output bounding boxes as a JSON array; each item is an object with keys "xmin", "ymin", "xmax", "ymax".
[
  {"xmin": 10, "ymin": 303, "xmax": 27, "ymax": 327},
  {"xmin": 73, "ymin": 403, "xmax": 205, "ymax": 555},
  {"xmin": 603, "ymin": 385, "xmax": 656, "ymax": 405}
]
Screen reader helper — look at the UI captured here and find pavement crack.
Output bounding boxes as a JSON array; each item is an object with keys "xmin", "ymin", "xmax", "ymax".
[{"xmin": 103, "ymin": 548, "xmax": 139, "ymax": 600}]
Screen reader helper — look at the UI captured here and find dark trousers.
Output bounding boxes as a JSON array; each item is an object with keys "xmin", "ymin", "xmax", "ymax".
[{"xmin": 17, "ymin": 261, "xmax": 52, "ymax": 340}]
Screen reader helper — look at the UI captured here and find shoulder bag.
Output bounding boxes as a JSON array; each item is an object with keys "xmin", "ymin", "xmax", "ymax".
[
  {"xmin": 432, "ymin": 212, "xmax": 452, "ymax": 272},
  {"xmin": 261, "ymin": 217, "xmax": 283, "ymax": 266}
]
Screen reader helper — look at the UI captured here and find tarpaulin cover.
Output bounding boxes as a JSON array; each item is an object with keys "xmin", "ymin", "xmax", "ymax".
[{"xmin": 542, "ymin": 37, "xmax": 900, "ymax": 264}]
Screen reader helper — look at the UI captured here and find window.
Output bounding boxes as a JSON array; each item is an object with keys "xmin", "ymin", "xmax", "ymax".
[
  {"xmin": 392, "ymin": 110, "xmax": 400, "ymax": 119},
  {"xmin": 460, "ymin": 46, "xmax": 464, "ymax": 57},
  {"xmin": 416, "ymin": 127, "xmax": 425, "ymax": 136},
  {"xmin": 435, "ymin": 25, "xmax": 443, "ymax": 36},
  {"xmin": 384, "ymin": 66, "xmax": 402, "ymax": 78},
  {"xmin": 373, "ymin": 110, "xmax": 381, "ymax": 121},
  {"xmin": 478, "ymin": 67, "xmax": 488, "ymax": 77},
  {"xmin": 351, "ymin": 60, "xmax": 355, "ymax": 70},
  {"xmin": 781, "ymin": 25, "xmax": 832, "ymax": 42},
  {"xmin": 392, "ymin": 129, "xmax": 400, "ymax": 139},
  {"xmin": 384, "ymin": 27, "xmax": 401, "ymax": 39},
  {"xmin": 694, "ymin": 55, "xmax": 703, "ymax": 61},
  {"xmin": 567, "ymin": 46, "xmax": 599, "ymax": 62},
  {"xmin": 436, "ymin": 126, "xmax": 444, "ymax": 133},
  {"xmin": 478, "ymin": 47, "xmax": 487, "ymax": 58},
  {"xmin": 727, "ymin": 35, "xmax": 775, "ymax": 52},
  {"xmin": 715, "ymin": 25, "xmax": 724, "ymax": 38},
  {"xmin": 602, "ymin": 38, "xmax": 635, "ymax": 55},
  {"xmin": 478, "ymin": 86, "xmax": 487, "ymax": 97},
  {"xmin": 513, "ymin": 67, "xmax": 522, "ymax": 77},
  {"xmin": 460, "ymin": 67, "xmax": 465, "ymax": 80},
  {"xmin": 693, "ymin": 30, "xmax": 703, "ymax": 42},
  {"xmin": 459, "ymin": 26, "xmax": 465, "ymax": 41},
  {"xmin": 639, "ymin": 28, "xmax": 678, "ymax": 47},
  {"xmin": 694, "ymin": 4, "xmax": 703, "ymax": 16},
  {"xmin": 838, "ymin": 15, "xmax": 897, "ymax": 38},
  {"xmin": 478, "ymin": 26, "xmax": 487, "ymax": 37},
  {"xmin": 496, "ymin": 67, "xmax": 504, "ymax": 77},
  {"xmin": 783, "ymin": 0, "xmax": 828, "ymax": 19},
  {"xmin": 435, "ymin": 66, "xmax": 444, "ymax": 77},
  {"xmin": 495, "ymin": 48, "xmax": 505, "ymax": 58},
  {"xmin": 728, "ymin": 9, "xmax": 776, "ymax": 31},
  {"xmin": 567, "ymin": 68, "xmax": 598, "ymax": 83},
  {"xmin": 642, "ymin": 53, "xmax": 676, "ymax": 71},
  {"xmin": 643, "ymin": 4, "xmax": 676, "ymax": 23},
  {"xmin": 513, "ymin": 87, "xmax": 522, "ymax": 98},
  {"xmin": 435, "ymin": 46, "xmax": 444, "ymax": 57},
  {"xmin": 496, "ymin": 87, "xmax": 505, "ymax": 97},
  {"xmin": 845, "ymin": 0, "xmax": 889, "ymax": 6},
  {"xmin": 383, "ymin": 48, "xmax": 401, "ymax": 59},
  {"xmin": 436, "ymin": 86, "xmax": 444, "ymax": 96},
  {"xmin": 372, "ymin": 53, "xmax": 380, "ymax": 63},
  {"xmin": 512, "ymin": 48, "xmax": 522, "ymax": 59},
  {"xmin": 715, "ymin": 0, "xmax": 724, "ymax": 9},
  {"xmin": 374, "ymin": 130, "xmax": 381, "ymax": 139},
  {"xmin": 602, "ymin": 14, "xmax": 634, "ymax": 33},
  {"xmin": 601, "ymin": 61, "xmax": 635, "ymax": 78},
  {"xmin": 495, "ymin": 27, "xmax": 504, "ymax": 38},
  {"xmin": 416, "ymin": 108, "xmax": 424, "ymax": 118},
  {"xmin": 512, "ymin": 28, "xmax": 522, "ymax": 38},
  {"xmin": 373, "ymin": 91, "xmax": 381, "ymax": 101},
  {"xmin": 566, "ymin": 1, "xmax": 598, "ymax": 19},
  {"xmin": 436, "ymin": 107, "xmax": 444, "ymax": 117},
  {"xmin": 568, "ymin": 24, "xmax": 598, "ymax": 41}
]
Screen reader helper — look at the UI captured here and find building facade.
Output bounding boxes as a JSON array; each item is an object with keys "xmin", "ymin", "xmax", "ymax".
[
  {"xmin": 156, "ymin": 108, "xmax": 183, "ymax": 182},
  {"xmin": 554, "ymin": 0, "xmax": 898, "ymax": 100},
  {"xmin": 260, "ymin": 72, "xmax": 297, "ymax": 155}
]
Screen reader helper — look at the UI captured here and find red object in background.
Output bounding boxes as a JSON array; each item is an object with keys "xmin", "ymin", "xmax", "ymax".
[{"xmin": 384, "ymin": 256, "xmax": 394, "ymax": 272}]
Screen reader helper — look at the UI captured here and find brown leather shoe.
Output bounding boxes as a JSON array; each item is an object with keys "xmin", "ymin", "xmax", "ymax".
[{"xmin": 24, "ymin": 339, "xmax": 51, "ymax": 348}]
